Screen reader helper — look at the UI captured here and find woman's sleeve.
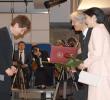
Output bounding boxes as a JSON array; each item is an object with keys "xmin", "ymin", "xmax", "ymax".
[{"xmin": 84, "ymin": 26, "xmax": 105, "ymax": 68}]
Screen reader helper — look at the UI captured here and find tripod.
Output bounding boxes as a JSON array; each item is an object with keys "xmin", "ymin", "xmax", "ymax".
[
  {"xmin": 11, "ymin": 62, "xmax": 28, "ymax": 100},
  {"xmin": 12, "ymin": 62, "xmax": 25, "ymax": 89},
  {"xmin": 53, "ymin": 64, "xmax": 67, "ymax": 100},
  {"xmin": 53, "ymin": 64, "xmax": 79, "ymax": 100}
]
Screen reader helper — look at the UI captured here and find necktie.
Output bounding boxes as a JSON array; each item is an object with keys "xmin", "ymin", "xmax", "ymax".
[
  {"xmin": 83, "ymin": 34, "xmax": 85, "ymax": 40},
  {"xmin": 19, "ymin": 52, "xmax": 22, "ymax": 64}
]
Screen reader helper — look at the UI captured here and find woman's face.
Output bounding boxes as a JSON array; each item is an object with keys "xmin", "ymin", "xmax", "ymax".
[{"xmin": 85, "ymin": 15, "xmax": 95, "ymax": 28}]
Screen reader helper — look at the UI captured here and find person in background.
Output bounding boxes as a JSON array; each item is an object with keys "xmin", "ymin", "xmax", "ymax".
[
  {"xmin": 55, "ymin": 39, "xmax": 65, "ymax": 47},
  {"xmin": 54, "ymin": 39, "xmax": 66, "ymax": 81},
  {"xmin": 31, "ymin": 46, "xmax": 49, "ymax": 89},
  {"xmin": 70, "ymin": 11, "xmax": 92, "ymax": 61},
  {"xmin": 80, "ymin": 7, "xmax": 110, "ymax": 100},
  {"xmin": 70, "ymin": 11, "xmax": 92, "ymax": 100},
  {"xmin": 13, "ymin": 41, "xmax": 31, "ymax": 89},
  {"xmin": 0, "ymin": 15, "xmax": 31, "ymax": 100},
  {"xmin": 67, "ymin": 37, "xmax": 79, "ymax": 48}
]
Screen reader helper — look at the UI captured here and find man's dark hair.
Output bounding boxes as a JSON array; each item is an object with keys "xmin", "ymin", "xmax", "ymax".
[{"xmin": 18, "ymin": 41, "xmax": 25, "ymax": 46}]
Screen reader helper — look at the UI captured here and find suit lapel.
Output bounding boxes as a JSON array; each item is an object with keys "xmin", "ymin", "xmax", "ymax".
[{"xmin": 84, "ymin": 28, "xmax": 92, "ymax": 44}]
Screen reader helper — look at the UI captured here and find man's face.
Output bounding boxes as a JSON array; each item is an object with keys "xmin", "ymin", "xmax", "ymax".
[
  {"xmin": 12, "ymin": 23, "xmax": 28, "ymax": 37},
  {"xmin": 33, "ymin": 48, "xmax": 41, "ymax": 57},
  {"xmin": 71, "ymin": 18, "xmax": 82, "ymax": 31},
  {"xmin": 18, "ymin": 43, "xmax": 25, "ymax": 51}
]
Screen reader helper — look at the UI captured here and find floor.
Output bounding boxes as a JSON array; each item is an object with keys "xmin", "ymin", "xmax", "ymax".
[
  {"xmin": 55, "ymin": 79, "xmax": 88, "ymax": 100},
  {"xmin": 11, "ymin": 79, "xmax": 88, "ymax": 100}
]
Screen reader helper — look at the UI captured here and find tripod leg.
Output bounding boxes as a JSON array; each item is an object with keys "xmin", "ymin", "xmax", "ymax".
[
  {"xmin": 53, "ymin": 81, "xmax": 60, "ymax": 100},
  {"xmin": 11, "ymin": 68, "xmax": 20, "ymax": 89},
  {"xmin": 19, "ymin": 69, "xmax": 28, "ymax": 100},
  {"xmin": 70, "ymin": 72, "xmax": 79, "ymax": 91},
  {"xmin": 63, "ymin": 80, "xmax": 67, "ymax": 99},
  {"xmin": 29, "ymin": 71, "xmax": 35, "ymax": 88},
  {"xmin": 11, "ymin": 67, "xmax": 28, "ymax": 99},
  {"xmin": 20, "ymin": 69, "xmax": 25, "ymax": 89},
  {"xmin": 53, "ymin": 67, "xmax": 64, "ymax": 100},
  {"xmin": 62, "ymin": 69, "xmax": 68, "ymax": 100},
  {"xmin": 11, "ymin": 73, "xmax": 17, "ymax": 89}
]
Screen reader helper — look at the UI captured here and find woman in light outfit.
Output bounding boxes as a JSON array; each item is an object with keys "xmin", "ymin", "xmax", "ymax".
[
  {"xmin": 70, "ymin": 7, "xmax": 110, "ymax": 100},
  {"xmin": 79, "ymin": 7, "xmax": 110, "ymax": 100}
]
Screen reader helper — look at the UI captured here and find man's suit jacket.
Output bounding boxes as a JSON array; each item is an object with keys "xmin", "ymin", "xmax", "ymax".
[
  {"xmin": 13, "ymin": 50, "xmax": 30, "ymax": 65},
  {"xmin": 78, "ymin": 28, "xmax": 92, "ymax": 60},
  {"xmin": 31, "ymin": 50, "xmax": 48, "ymax": 67},
  {"xmin": 0, "ymin": 27, "xmax": 13, "ymax": 92},
  {"xmin": 13, "ymin": 50, "xmax": 31, "ymax": 88},
  {"xmin": 13, "ymin": 49, "xmax": 31, "ymax": 75}
]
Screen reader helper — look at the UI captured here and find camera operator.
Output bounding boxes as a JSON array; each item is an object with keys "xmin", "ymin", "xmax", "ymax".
[
  {"xmin": 13, "ymin": 41, "xmax": 31, "ymax": 89},
  {"xmin": 31, "ymin": 46, "xmax": 49, "ymax": 89}
]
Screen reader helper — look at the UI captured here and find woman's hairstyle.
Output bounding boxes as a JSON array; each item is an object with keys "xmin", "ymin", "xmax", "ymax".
[
  {"xmin": 55, "ymin": 39, "xmax": 65, "ymax": 46},
  {"xmin": 67, "ymin": 37, "xmax": 79, "ymax": 47},
  {"xmin": 83, "ymin": 7, "xmax": 110, "ymax": 33},
  {"xmin": 83, "ymin": 7, "xmax": 106, "ymax": 23}
]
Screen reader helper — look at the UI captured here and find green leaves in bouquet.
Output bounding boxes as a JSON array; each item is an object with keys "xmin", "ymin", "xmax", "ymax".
[
  {"xmin": 66, "ymin": 58, "xmax": 82, "ymax": 68},
  {"xmin": 55, "ymin": 63, "xmax": 63, "ymax": 72}
]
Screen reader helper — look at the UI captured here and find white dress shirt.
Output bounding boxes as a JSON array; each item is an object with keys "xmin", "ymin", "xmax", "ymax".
[
  {"xmin": 19, "ymin": 50, "xmax": 25, "ymax": 64},
  {"xmin": 82, "ymin": 28, "xmax": 88, "ymax": 39}
]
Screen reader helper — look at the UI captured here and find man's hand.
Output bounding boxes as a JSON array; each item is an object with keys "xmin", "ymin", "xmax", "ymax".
[
  {"xmin": 5, "ymin": 66, "xmax": 17, "ymax": 76},
  {"xmin": 67, "ymin": 67, "xmax": 76, "ymax": 73},
  {"xmin": 11, "ymin": 66, "xmax": 17, "ymax": 74},
  {"xmin": 78, "ymin": 63, "xmax": 85, "ymax": 70},
  {"xmin": 21, "ymin": 64, "xmax": 28, "ymax": 68},
  {"xmin": 5, "ymin": 68, "xmax": 14, "ymax": 76}
]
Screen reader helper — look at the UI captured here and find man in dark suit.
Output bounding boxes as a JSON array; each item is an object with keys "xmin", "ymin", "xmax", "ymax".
[
  {"xmin": 0, "ymin": 15, "xmax": 31, "ymax": 100},
  {"xmin": 78, "ymin": 28, "xmax": 92, "ymax": 61},
  {"xmin": 70, "ymin": 11, "xmax": 92, "ymax": 100},
  {"xmin": 13, "ymin": 41, "xmax": 31, "ymax": 89},
  {"xmin": 31, "ymin": 46, "xmax": 48, "ymax": 86}
]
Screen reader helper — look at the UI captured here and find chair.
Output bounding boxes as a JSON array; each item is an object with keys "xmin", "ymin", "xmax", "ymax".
[{"xmin": 25, "ymin": 43, "xmax": 32, "ymax": 53}]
